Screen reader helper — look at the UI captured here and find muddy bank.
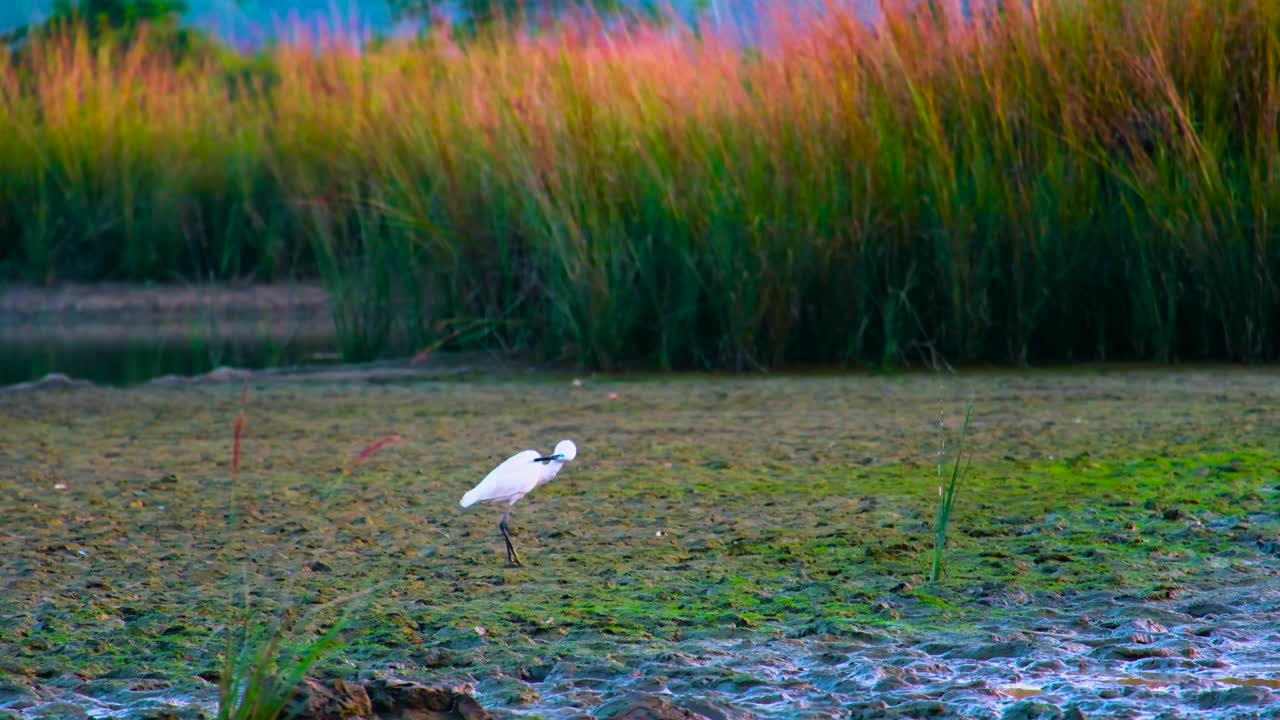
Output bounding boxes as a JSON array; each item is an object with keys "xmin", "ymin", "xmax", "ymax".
[
  {"xmin": 0, "ymin": 369, "xmax": 1277, "ymax": 718},
  {"xmin": 0, "ymin": 284, "xmax": 330, "ymax": 322}
]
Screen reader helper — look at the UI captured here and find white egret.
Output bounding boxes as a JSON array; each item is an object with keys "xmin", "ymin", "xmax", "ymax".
[{"xmin": 460, "ymin": 439, "xmax": 577, "ymax": 566}]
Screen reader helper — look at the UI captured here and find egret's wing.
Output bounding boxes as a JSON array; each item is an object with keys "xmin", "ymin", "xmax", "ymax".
[{"xmin": 460, "ymin": 450, "xmax": 542, "ymax": 507}]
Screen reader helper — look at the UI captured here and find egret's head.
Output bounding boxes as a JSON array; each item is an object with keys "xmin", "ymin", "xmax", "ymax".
[{"xmin": 553, "ymin": 439, "xmax": 577, "ymax": 462}]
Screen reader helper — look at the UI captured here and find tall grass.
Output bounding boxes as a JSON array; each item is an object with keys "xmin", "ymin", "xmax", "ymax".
[
  {"xmin": 0, "ymin": 25, "xmax": 295, "ymax": 283},
  {"xmin": 3, "ymin": 0, "xmax": 1279, "ymax": 367}
]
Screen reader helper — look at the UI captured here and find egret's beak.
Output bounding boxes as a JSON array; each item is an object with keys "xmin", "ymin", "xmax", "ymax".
[{"xmin": 532, "ymin": 453, "xmax": 565, "ymax": 463}]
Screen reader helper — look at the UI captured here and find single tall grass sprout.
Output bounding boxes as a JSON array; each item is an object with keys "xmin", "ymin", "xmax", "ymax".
[{"xmin": 931, "ymin": 400, "xmax": 974, "ymax": 583}]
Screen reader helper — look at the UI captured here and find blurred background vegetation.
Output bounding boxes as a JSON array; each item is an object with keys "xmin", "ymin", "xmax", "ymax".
[
  {"xmin": 0, "ymin": 0, "xmax": 1276, "ymax": 370},
  {"xmin": 5, "ymin": 0, "xmax": 193, "ymax": 49}
]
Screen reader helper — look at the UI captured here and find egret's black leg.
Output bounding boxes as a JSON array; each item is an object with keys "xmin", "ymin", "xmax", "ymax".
[{"xmin": 499, "ymin": 508, "xmax": 523, "ymax": 567}]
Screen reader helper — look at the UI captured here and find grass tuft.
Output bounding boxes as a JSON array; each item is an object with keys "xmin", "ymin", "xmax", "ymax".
[
  {"xmin": 216, "ymin": 603, "xmax": 348, "ymax": 720},
  {"xmin": 931, "ymin": 399, "xmax": 974, "ymax": 584}
]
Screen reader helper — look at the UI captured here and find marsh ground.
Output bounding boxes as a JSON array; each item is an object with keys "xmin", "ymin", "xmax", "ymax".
[{"xmin": 1, "ymin": 368, "xmax": 1278, "ymax": 718}]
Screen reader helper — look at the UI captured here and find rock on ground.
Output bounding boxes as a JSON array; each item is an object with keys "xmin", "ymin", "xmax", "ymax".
[
  {"xmin": 290, "ymin": 677, "xmax": 493, "ymax": 720},
  {"xmin": 595, "ymin": 693, "xmax": 706, "ymax": 720}
]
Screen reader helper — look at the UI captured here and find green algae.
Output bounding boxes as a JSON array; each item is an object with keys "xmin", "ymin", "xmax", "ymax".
[{"xmin": 0, "ymin": 369, "xmax": 1277, "ymax": 710}]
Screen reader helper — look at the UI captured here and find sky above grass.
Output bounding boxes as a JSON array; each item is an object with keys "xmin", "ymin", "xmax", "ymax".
[{"xmin": 0, "ymin": 0, "xmax": 759, "ymax": 38}]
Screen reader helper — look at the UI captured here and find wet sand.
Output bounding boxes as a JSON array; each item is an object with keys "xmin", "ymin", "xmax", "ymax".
[{"xmin": 1, "ymin": 368, "xmax": 1277, "ymax": 718}]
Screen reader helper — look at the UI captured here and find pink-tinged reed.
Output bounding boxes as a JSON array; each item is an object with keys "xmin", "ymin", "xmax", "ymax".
[{"xmin": 2, "ymin": 0, "xmax": 1277, "ymax": 367}]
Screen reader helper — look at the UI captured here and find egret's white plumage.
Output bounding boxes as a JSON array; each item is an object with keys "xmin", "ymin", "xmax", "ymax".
[{"xmin": 460, "ymin": 440, "xmax": 577, "ymax": 565}]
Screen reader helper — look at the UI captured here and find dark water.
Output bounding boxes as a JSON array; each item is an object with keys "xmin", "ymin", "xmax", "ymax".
[
  {"xmin": 0, "ymin": 286, "xmax": 339, "ymax": 387},
  {"xmin": 0, "ymin": 328, "xmax": 339, "ymax": 387}
]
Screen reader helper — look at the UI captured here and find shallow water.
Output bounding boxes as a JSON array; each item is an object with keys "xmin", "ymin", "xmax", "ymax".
[
  {"xmin": 709, "ymin": 587, "xmax": 1275, "ymax": 719},
  {"xmin": 0, "ymin": 285, "xmax": 338, "ymax": 386},
  {"xmin": 10, "ymin": 581, "xmax": 1280, "ymax": 718},
  {"xmin": 0, "ymin": 327, "xmax": 339, "ymax": 388},
  {"xmin": 484, "ymin": 581, "xmax": 1280, "ymax": 719}
]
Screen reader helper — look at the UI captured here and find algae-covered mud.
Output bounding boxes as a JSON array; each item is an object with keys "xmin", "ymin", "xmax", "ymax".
[{"xmin": 1, "ymin": 369, "xmax": 1278, "ymax": 719}]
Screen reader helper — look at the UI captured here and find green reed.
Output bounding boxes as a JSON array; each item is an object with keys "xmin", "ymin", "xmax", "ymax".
[
  {"xmin": 2, "ymin": 0, "xmax": 1277, "ymax": 367},
  {"xmin": 931, "ymin": 399, "xmax": 974, "ymax": 584}
]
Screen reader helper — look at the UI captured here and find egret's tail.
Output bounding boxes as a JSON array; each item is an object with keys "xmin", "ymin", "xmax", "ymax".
[{"xmin": 460, "ymin": 488, "xmax": 481, "ymax": 508}]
